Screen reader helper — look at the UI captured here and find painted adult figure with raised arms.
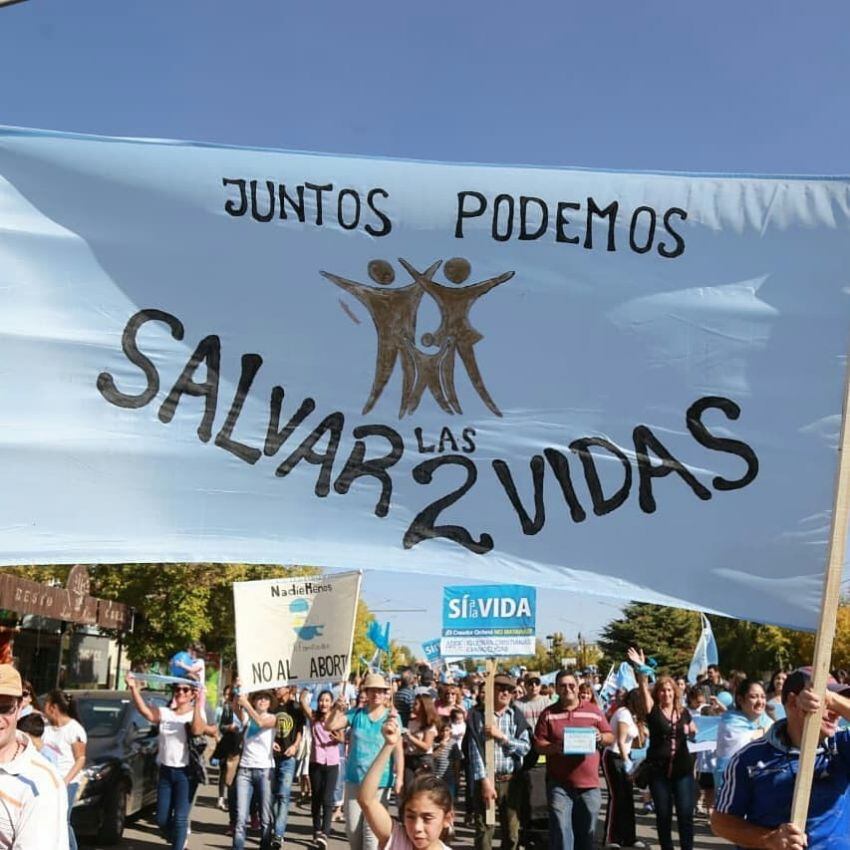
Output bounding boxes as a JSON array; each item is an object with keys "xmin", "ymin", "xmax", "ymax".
[
  {"xmin": 398, "ymin": 257, "xmax": 514, "ymax": 417},
  {"xmin": 320, "ymin": 259, "xmax": 440, "ymax": 417}
]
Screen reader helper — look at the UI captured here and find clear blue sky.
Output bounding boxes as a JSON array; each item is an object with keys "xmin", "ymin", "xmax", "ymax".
[{"xmin": 2, "ymin": 1, "xmax": 848, "ymax": 652}]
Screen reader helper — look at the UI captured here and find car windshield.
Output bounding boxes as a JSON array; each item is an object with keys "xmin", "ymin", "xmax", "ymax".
[{"xmin": 75, "ymin": 697, "xmax": 130, "ymax": 738}]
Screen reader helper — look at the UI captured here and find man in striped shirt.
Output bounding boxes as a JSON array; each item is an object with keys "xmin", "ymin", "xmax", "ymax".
[
  {"xmin": 533, "ymin": 670, "xmax": 613, "ymax": 850},
  {"xmin": 0, "ymin": 665, "xmax": 68, "ymax": 849},
  {"xmin": 467, "ymin": 674, "xmax": 532, "ymax": 850}
]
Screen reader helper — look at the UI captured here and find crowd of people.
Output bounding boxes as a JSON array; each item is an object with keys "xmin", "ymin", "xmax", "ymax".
[
  {"xmin": 3, "ymin": 650, "xmax": 850, "ymax": 849},
  {"xmin": 120, "ymin": 653, "xmax": 850, "ymax": 850}
]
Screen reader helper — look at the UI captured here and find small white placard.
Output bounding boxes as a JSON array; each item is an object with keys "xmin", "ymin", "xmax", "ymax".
[{"xmin": 562, "ymin": 727, "xmax": 597, "ymax": 755}]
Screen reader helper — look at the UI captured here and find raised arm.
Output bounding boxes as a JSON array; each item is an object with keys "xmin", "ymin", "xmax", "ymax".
[
  {"xmin": 300, "ymin": 689, "xmax": 315, "ymax": 722},
  {"xmin": 357, "ymin": 717, "xmax": 398, "ymax": 849},
  {"xmin": 627, "ymin": 647, "xmax": 654, "ymax": 715},
  {"xmin": 325, "ymin": 696, "xmax": 351, "ymax": 732},
  {"xmin": 126, "ymin": 674, "xmax": 160, "ymax": 724},
  {"xmin": 192, "ymin": 687, "xmax": 209, "ymax": 736},
  {"xmin": 238, "ymin": 695, "xmax": 276, "ymax": 729}
]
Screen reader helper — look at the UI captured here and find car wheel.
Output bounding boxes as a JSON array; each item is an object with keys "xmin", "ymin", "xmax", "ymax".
[{"xmin": 97, "ymin": 782, "xmax": 128, "ymax": 845}]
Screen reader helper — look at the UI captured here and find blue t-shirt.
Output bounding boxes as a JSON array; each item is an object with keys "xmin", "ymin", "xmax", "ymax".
[
  {"xmin": 715, "ymin": 721, "xmax": 850, "ymax": 849},
  {"xmin": 345, "ymin": 707, "xmax": 393, "ymax": 787}
]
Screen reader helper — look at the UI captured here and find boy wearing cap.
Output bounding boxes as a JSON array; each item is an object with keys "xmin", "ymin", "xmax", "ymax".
[
  {"xmin": 518, "ymin": 674, "xmax": 550, "ymax": 729},
  {"xmin": 0, "ymin": 664, "xmax": 69, "ymax": 849},
  {"xmin": 712, "ymin": 668, "xmax": 850, "ymax": 850}
]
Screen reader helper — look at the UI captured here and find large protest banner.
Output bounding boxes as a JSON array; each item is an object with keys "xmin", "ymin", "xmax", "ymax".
[
  {"xmin": 233, "ymin": 571, "xmax": 361, "ymax": 693},
  {"xmin": 0, "ymin": 126, "xmax": 850, "ymax": 631},
  {"xmin": 442, "ymin": 584, "xmax": 536, "ymax": 657}
]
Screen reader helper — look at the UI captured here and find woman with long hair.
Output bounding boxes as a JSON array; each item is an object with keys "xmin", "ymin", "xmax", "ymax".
[
  {"xmin": 403, "ymin": 695, "xmax": 439, "ymax": 789},
  {"xmin": 602, "ymin": 688, "xmax": 648, "ymax": 848},
  {"xmin": 765, "ymin": 669, "xmax": 787, "ymax": 721},
  {"xmin": 126, "ymin": 674, "xmax": 207, "ymax": 850},
  {"xmin": 43, "ymin": 689, "xmax": 87, "ymax": 850},
  {"xmin": 713, "ymin": 678, "xmax": 772, "ymax": 791},
  {"xmin": 301, "ymin": 688, "xmax": 344, "ymax": 848},
  {"xmin": 628, "ymin": 647, "xmax": 696, "ymax": 850}
]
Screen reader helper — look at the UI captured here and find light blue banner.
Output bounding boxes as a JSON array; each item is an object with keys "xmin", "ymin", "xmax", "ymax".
[
  {"xmin": 0, "ymin": 126, "xmax": 849, "ymax": 631},
  {"xmin": 442, "ymin": 584, "xmax": 536, "ymax": 657},
  {"xmin": 422, "ymin": 638, "xmax": 442, "ymax": 663},
  {"xmin": 442, "ymin": 584, "xmax": 536, "ymax": 633}
]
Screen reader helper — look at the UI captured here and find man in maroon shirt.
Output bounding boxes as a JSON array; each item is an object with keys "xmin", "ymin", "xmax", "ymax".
[{"xmin": 534, "ymin": 670, "xmax": 613, "ymax": 850}]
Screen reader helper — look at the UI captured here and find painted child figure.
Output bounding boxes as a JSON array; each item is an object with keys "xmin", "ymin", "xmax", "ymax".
[{"xmin": 358, "ymin": 714, "xmax": 454, "ymax": 850}]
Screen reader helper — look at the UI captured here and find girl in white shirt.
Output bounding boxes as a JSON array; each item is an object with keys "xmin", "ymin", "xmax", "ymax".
[
  {"xmin": 43, "ymin": 690, "xmax": 87, "ymax": 850},
  {"xmin": 127, "ymin": 674, "xmax": 206, "ymax": 850},
  {"xmin": 601, "ymin": 688, "xmax": 647, "ymax": 849},
  {"xmin": 233, "ymin": 690, "xmax": 276, "ymax": 850}
]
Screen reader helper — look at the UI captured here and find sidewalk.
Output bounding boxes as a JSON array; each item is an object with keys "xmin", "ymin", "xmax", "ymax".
[{"xmin": 104, "ymin": 773, "xmax": 729, "ymax": 849}]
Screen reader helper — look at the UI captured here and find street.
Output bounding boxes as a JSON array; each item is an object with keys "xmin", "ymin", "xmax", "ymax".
[{"xmin": 97, "ymin": 769, "xmax": 729, "ymax": 849}]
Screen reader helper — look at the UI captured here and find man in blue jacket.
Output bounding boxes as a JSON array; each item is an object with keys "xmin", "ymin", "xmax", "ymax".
[{"xmin": 711, "ymin": 668, "xmax": 850, "ymax": 850}]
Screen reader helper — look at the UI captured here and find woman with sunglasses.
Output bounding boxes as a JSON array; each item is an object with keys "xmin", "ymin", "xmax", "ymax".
[
  {"xmin": 43, "ymin": 689, "xmax": 87, "ymax": 850},
  {"xmin": 127, "ymin": 673, "xmax": 206, "ymax": 850}
]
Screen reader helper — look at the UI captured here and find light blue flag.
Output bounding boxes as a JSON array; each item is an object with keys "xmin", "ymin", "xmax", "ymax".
[
  {"xmin": 599, "ymin": 664, "xmax": 617, "ymax": 700},
  {"xmin": 616, "ymin": 661, "xmax": 638, "ymax": 692},
  {"xmin": 367, "ymin": 620, "xmax": 391, "ymax": 652},
  {"xmin": 688, "ymin": 615, "xmax": 719, "ymax": 684}
]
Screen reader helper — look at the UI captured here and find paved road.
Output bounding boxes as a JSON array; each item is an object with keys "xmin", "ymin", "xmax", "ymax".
[{"xmin": 94, "ymin": 771, "xmax": 729, "ymax": 849}]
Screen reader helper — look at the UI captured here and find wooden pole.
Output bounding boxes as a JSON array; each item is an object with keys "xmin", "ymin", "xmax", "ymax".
[
  {"xmin": 790, "ymin": 360, "xmax": 850, "ymax": 829},
  {"xmin": 339, "ymin": 571, "xmax": 364, "ymax": 705},
  {"xmin": 484, "ymin": 658, "xmax": 496, "ymax": 826}
]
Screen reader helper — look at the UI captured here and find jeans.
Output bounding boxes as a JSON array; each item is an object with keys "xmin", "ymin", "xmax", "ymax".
[
  {"xmin": 309, "ymin": 762, "xmax": 340, "ymax": 835},
  {"xmin": 345, "ymin": 781, "xmax": 390, "ymax": 850},
  {"xmin": 156, "ymin": 765, "xmax": 196, "ymax": 850},
  {"xmin": 234, "ymin": 766, "xmax": 273, "ymax": 850},
  {"xmin": 273, "ymin": 756, "xmax": 297, "ymax": 840},
  {"xmin": 67, "ymin": 782, "xmax": 79, "ymax": 850},
  {"xmin": 546, "ymin": 782, "xmax": 601, "ymax": 850},
  {"xmin": 648, "ymin": 772, "xmax": 695, "ymax": 850}
]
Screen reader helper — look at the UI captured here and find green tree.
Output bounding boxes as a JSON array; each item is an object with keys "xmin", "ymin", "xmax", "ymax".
[
  {"xmin": 88, "ymin": 563, "xmax": 319, "ymax": 665},
  {"xmin": 709, "ymin": 615, "xmax": 800, "ymax": 677},
  {"xmin": 598, "ymin": 602, "xmax": 701, "ymax": 675}
]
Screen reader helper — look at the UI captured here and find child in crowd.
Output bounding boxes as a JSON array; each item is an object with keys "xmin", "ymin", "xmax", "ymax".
[
  {"xmin": 358, "ymin": 715, "xmax": 454, "ymax": 850},
  {"xmin": 17, "ymin": 711, "xmax": 59, "ymax": 766},
  {"xmin": 431, "ymin": 722, "xmax": 461, "ymax": 800}
]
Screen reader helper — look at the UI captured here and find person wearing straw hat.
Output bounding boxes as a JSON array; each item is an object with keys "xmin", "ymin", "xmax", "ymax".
[
  {"xmin": 326, "ymin": 672, "xmax": 404, "ymax": 850},
  {"xmin": 0, "ymin": 664, "xmax": 68, "ymax": 849},
  {"xmin": 712, "ymin": 668, "xmax": 850, "ymax": 850}
]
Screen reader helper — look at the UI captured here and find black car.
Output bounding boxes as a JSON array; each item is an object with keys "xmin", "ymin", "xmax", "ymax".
[{"xmin": 69, "ymin": 689, "xmax": 168, "ymax": 844}]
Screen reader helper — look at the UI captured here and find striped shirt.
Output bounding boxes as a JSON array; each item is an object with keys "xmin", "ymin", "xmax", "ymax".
[{"xmin": 0, "ymin": 733, "xmax": 68, "ymax": 850}]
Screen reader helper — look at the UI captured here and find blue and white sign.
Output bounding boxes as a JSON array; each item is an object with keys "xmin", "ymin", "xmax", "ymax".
[
  {"xmin": 422, "ymin": 638, "xmax": 442, "ymax": 663},
  {"xmin": 441, "ymin": 584, "xmax": 536, "ymax": 657},
  {"xmin": 0, "ymin": 126, "xmax": 850, "ymax": 632}
]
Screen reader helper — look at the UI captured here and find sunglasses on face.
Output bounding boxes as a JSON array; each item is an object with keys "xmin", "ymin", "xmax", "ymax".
[
  {"xmin": 173, "ymin": 687, "xmax": 193, "ymax": 695},
  {"xmin": 495, "ymin": 685, "xmax": 514, "ymax": 692},
  {"xmin": 21, "ymin": 691, "xmax": 31, "ymax": 698},
  {"xmin": 0, "ymin": 699, "xmax": 19, "ymax": 715}
]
